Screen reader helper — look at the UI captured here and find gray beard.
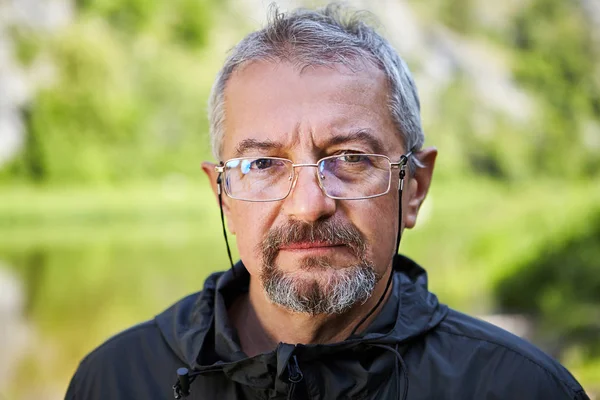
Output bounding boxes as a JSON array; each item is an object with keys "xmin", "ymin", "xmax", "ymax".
[
  {"xmin": 258, "ymin": 220, "xmax": 379, "ymax": 315},
  {"xmin": 262, "ymin": 259, "xmax": 377, "ymax": 315}
]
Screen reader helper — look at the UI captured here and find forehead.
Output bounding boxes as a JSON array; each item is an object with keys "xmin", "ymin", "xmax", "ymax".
[{"xmin": 221, "ymin": 60, "xmax": 401, "ymax": 159}]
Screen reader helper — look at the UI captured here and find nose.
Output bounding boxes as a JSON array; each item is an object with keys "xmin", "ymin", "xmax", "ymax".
[{"xmin": 284, "ymin": 165, "xmax": 337, "ymax": 222}]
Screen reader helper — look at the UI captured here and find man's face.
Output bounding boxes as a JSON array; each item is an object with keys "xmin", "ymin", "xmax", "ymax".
[{"xmin": 208, "ymin": 60, "xmax": 424, "ymax": 314}]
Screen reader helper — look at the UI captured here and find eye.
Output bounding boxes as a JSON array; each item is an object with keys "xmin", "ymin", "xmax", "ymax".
[
  {"xmin": 339, "ymin": 154, "xmax": 366, "ymax": 163},
  {"xmin": 254, "ymin": 158, "xmax": 273, "ymax": 169}
]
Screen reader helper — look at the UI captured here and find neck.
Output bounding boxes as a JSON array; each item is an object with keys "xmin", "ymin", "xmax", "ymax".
[{"xmin": 229, "ymin": 267, "xmax": 394, "ymax": 357}]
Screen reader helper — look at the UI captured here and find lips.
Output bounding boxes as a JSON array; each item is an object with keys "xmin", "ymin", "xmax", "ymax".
[
  {"xmin": 260, "ymin": 220, "xmax": 366, "ymax": 267},
  {"xmin": 279, "ymin": 242, "xmax": 345, "ymax": 251}
]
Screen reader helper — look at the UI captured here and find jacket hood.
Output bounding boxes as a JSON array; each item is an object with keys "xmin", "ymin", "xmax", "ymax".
[{"xmin": 155, "ymin": 254, "xmax": 448, "ymax": 373}]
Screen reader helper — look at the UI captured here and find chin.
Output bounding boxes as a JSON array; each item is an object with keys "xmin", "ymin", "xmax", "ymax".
[{"xmin": 261, "ymin": 261, "xmax": 377, "ymax": 315}]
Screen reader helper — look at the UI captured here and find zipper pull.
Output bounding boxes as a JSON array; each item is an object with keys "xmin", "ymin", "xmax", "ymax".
[
  {"xmin": 173, "ymin": 368, "xmax": 190, "ymax": 399},
  {"xmin": 287, "ymin": 355, "xmax": 304, "ymax": 383},
  {"xmin": 287, "ymin": 356, "xmax": 304, "ymax": 400}
]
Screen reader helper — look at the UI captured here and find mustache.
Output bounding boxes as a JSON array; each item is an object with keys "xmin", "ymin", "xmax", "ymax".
[{"xmin": 259, "ymin": 219, "xmax": 367, "ymax": 260}]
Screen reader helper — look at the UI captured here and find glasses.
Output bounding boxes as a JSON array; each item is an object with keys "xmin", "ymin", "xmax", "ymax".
[{"xmin": 215, "ymin": 153, "xmax": 412, "ymax": 202}]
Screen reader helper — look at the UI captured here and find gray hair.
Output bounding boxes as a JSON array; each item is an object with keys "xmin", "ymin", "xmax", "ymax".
[{"xmin": 208, "ymin": 3, "xmax": 424, "ymax": 172}]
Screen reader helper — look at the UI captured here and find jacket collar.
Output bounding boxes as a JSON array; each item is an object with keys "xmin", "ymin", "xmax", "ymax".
[{"xmin": 155, "ymin": 254, "xmax": 448, "ymax": 375}]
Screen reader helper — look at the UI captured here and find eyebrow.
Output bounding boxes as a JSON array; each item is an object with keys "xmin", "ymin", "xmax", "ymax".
[
  {"xmin": 325, "ymin": 129, "xmax": 385, "ymax": 154},
  {"xmin": 233, "ymin": 129, "xmax": 385, "ymax": 158},
  {"xmin": 234, "ymin": 138, "xmax": 284, "ymax": 157}
]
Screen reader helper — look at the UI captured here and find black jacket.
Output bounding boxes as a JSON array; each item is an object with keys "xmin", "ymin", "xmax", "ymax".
[{"xmin": 66, "ymin": 255, "xmax": 589, "ymax": 399}]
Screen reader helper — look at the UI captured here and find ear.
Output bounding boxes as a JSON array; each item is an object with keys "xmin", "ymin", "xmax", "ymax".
[
  {"xmin": 202, "ymin": 161, "xmax": 237, "ymax": 235},
  {"xmin": 403, "ymin": 147, "xmax": 437, "ymax": 229}
]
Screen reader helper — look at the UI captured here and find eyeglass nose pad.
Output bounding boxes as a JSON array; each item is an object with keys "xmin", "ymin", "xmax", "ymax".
[{"xmin": 316, "ymin": 173, "xmax": 329, "ymax": 197}]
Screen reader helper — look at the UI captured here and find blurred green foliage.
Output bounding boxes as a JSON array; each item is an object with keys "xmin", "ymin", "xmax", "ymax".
[
  {"xmin": 76, "ymin": 0, "xmax": 213, "ymax": 48},
  {"xmin": 2, "ymin": 0, "xmax": 219, "ymax": 184},
  {"xmin": 2, "ymin": 0, "xmax": 599, "ymax": 184},
  {"xmin": 511, "ymin": 0, "xmax": 600, "ymax": 177},
  {"xmin": 496, "ymin": 211, "xmax": 600, "ymax": 321},
  {"xmin": 440, "ymin": 0, "xmax": 475, "ymax": 34},
  {"xmin": 420, "ymin": 0, "xmax": 600, "ymax": 181}
]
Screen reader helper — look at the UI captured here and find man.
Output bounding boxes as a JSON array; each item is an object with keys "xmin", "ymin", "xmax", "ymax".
[{"xmin": 66, "ymin": 4, "xmax": 589, "ymax": 399}]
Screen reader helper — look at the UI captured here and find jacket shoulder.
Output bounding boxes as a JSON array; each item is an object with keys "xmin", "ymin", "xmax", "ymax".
[
  {"xmin": 66, "ymin": 320, "xmax": 180, "ymax": 399},
  {"xmin": 79, "ymin": 320, "xmax": 164, "ymax": 364},
  {"xmin": 432, "ymin": 308, "xmax": 588, "ymax": 398}
]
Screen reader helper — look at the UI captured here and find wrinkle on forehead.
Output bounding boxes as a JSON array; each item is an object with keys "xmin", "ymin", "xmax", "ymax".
[
  {"xmin": 233, "ymin": 128, "xmax": 386, "ymax": 159},
  {"xmin": 222, "ymin": 60, "xmax": 400, "ymax": 160}
]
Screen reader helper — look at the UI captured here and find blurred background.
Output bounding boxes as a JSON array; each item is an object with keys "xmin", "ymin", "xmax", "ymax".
[{"xmin": 0, "ymin": 0, "xmax": 599, "ymax": 398}]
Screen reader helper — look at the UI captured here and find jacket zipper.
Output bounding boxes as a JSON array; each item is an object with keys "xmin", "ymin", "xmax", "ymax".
[{"xmin": 287, "ymin": 355, "xmax": 304, "ymax": 400}]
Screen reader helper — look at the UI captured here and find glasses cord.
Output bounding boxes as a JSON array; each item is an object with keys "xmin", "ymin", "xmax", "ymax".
[
  {"xmin": 217, "ymin": 173, "xmax": 236, "ymax": 276},
  {"xmin": 348, "ymin": 165, "xmax": 406, "ymax": 338}
]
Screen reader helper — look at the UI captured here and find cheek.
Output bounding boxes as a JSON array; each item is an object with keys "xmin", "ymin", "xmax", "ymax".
[
  {"xmin": 348, "ymin": 194, "xmax": 399, "ymax": 267},
  {"xmin": 229, "ymin": 204, "xmax": 278, "ymax": 275}
]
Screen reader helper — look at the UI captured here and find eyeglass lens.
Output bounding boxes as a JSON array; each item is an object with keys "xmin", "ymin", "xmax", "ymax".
[{"xmin": 223, "ymin": 155, "xmax": 392, "ymax": 201}]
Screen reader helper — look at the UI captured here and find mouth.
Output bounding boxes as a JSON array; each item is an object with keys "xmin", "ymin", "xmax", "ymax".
[{"xmin": 279, "ymin": 242, "xmax": 347, "ymax": 253}]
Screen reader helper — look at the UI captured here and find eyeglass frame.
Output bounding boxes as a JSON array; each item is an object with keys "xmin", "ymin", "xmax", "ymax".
[{"xmin": 214, "ymin": 152, "xmax": 413, "ymax": 202}]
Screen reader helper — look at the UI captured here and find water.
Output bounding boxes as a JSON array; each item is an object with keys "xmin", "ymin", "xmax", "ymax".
[{"xmin": 0, "ymin": 201, "xmax": 232, "ymax": 399}]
